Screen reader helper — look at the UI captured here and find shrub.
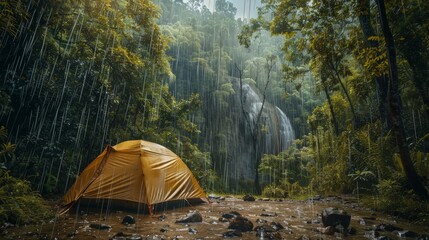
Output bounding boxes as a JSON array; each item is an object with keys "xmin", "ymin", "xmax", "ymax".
[
  {"xmin": 262, "ymin": 184, "xmax": 288, "ymax": 198},
  {"xmin": 0, "ymin": 171, "xmax": 53, "ymax": 225}
]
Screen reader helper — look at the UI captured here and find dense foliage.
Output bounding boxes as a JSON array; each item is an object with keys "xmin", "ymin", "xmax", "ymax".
[
  {"xmin": 239, "ymin": 0, "xmax": 429, "ymax": 215},
  {"xmin": 1, "ymin": 0, "xmax": 429, "ymax": 219}
]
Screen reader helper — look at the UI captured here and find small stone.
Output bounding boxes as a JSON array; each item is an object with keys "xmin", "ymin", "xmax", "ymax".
[
  {"xmin": 175, "ymin": 211, "xmax": 202, "ymax": 223},
  {"xmin": 394, "ymin": 230, "xmax": 418, "ymax": 238},
  {"xmin": 270, "ymin": 222, "xmax": 284, "ymax": 231},
  {"xmin": 122, "ymin": 215, "xmax": 135, "ymax": 225},
  {"xmin": 320, "ymin": 226, "xmax": 335, "ymax": 235},
  {"xmin": 256, "ymin": 218, "xmax": 267, "ymax": 223},
  {"xmin": 376, "ymin": 223, "xmax": 402, "ymax": 232},
  {"xmin": 223, "ymin": 230, "xmax": 242, "ymax": 237},
  {"xmin": 222, "ymin": 212, "xmax": 240, "ymax": 219},
  {"xmin": 188, "ymin": 227, "xmax": 197, "ymax": 234},
  {"xmin": 89, "ymin": 223, "xmax": 111, "ymax": 230},
  {"xmin": 376, "ymin": 236, "xmax": 390, "ymax": 240},
  {"xmin": 364, "ymin": 230, "xmax": 380, "ymax": 238},
  {"xmin": 243, "ymin": 194, "xmax": 255, "ymax": 201},
  {"xmin": 260, "ymin": 212, "xmax": 277, "ymax": 217}
]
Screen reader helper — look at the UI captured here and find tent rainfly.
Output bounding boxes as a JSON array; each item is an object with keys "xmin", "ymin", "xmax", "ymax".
[{"xmin": 60, "ymin": 140, "xmax": 207, "ymax": 214}]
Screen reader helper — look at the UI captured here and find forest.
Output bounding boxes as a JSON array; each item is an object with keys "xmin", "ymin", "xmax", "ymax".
[{"xmin": 1, "ymin": 0, "xmax": 429, "ymax": 227}]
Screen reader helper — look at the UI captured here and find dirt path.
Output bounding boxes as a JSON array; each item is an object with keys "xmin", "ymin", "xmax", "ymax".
[{"xmin": 3, "ymin": 195, "xmax": 429, "ymax": 239}]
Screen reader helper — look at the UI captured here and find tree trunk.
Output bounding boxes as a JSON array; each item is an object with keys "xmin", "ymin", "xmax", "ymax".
[
  {"xmin": 329, "ymin": 60, "xmax": 357, "ymax": 126},
  {"xmin": 376, "ymin": 0, "xmax": 429, "ymax": 199},
  {"xmin": 322, "ymin": 79, "xmax": 339, "ymax": 136},
  {"xmin": 356, "ymin": 0, "xmax": 391, "ymax": 131}
]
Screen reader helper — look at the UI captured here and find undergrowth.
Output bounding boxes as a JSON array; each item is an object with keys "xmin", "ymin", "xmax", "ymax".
[{"xmin": 0, "ymin": 171, "xmax": 53, "ymax": 225}]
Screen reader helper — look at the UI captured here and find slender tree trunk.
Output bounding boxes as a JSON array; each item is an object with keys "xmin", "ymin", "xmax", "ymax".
[
  {"xmin": 322, "ymin": 79, "xmax": 339, "ymax": 136},
  {"xmin": 376, "ymin": 0, "xmax": 429, "ymax": 199},
  {"xmin": 236, "ymin": 64, "xmax": 262, "ymax": 194},
  {"xmin": 356, "ymin": 0, "xmax": 391, "ymax": 131},
  {"xmin": 329, "ymin": 60, "xmax": 357, "ymax": 126}
]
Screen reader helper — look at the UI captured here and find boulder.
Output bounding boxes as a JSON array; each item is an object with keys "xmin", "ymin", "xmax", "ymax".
[
  {"xmin": 321, "ymin": 207, "xmax": 351, "ymax": 228},
  {"xmin": 228, "ymin": 216, "xmax": 254, "ymax": 232},
  {"xmin": 175, "ymin": 211, "xmax": 202, "ymax": 223}
]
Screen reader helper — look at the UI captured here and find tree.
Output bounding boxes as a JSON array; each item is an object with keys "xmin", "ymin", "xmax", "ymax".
[{"xmin": 375, "ymin": 0, "xmax": 429, "ymax": 199}]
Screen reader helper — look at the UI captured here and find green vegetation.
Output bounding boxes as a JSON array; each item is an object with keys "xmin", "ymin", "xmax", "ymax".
[
  {"xmin": 1, "ymin": 0, "xmax": 428, "ymax": 219},
  {"xmin": 0, "ymin": 126, "xmax": 53, "ymax": 225}
]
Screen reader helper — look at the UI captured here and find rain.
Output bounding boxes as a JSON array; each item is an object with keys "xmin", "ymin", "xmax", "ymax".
[{"xmin": 0, "ymin": 0, "xmax": 429, "ymax": 239}]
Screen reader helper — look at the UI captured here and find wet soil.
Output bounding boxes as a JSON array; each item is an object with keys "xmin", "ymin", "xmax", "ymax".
[{"xmin": 3, "ymin": 195, "xmax": 429, "ymax": 239}]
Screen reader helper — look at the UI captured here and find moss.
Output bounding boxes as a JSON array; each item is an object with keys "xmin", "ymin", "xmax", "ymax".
[{"xmin": 0, "ymin": 171, "xmax": 54, "ymax": 225}]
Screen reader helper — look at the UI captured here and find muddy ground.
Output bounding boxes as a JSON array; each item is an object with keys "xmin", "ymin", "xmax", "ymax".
[{"xmin": 3, "ymin": 195, "xmax": 429, "ymax": 239}]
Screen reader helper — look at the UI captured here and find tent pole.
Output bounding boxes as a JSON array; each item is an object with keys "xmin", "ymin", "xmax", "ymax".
[{"xmin": 148, "ymin": 204, "xmax": 153, "ymax": 216}]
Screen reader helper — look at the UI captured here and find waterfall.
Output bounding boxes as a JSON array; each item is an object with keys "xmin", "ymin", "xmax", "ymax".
[
  {"xmin": 241, "ymin": 83, "xmax": 294, "ymax": 152},
  {"xmin": 209, "ymin": 78, "xmax": 295, "ymax": 189},
  {"xmin": 276, "ymin": 107, "xmax": 294, "ymax": 150}
]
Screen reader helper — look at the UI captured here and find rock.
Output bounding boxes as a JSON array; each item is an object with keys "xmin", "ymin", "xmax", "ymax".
[
  {"xmin": 394, "ymin": 230, "xmax": 418, "ymax": 238},
  {"xmin": 321, "ymin": 207, "xmax": 351, "ymax": 228},
  {"xmin": 334, "ymin": 224, "xmax": 346, "ymax": 233},
  {"xmin": 270, "ymin": 222, "xmax": 284, "ymax": 231},
  {"xmin": 376, "ymin": 236, "xmax": 390, "ymax": 240},
  {"xmin": 223, "ymin": 230, "xmax": 242, "ymax": 237},
  {"xmin": 348, "ymin": 227, "xmax": 357, "ymax": 235},
  {"xmin": 267, "ymin": 232, "xmax": 282, "ymax": 240},
  {"xmin": 175, "ymin": 211, "xmax": 203, "ymax": 223},
  {"xmin": 359, "ymin": 218, "xmax": 366, "ymax": 225},
  {"xmin": 254, "ymin": 225, "xmax": 276, "ymax": 233},
  {"xmin": 297, "ymin": 235, "xmax": 310, "ymax": 240},
  {"xmin": 208, "ymin": 193, "xmax": 220, "ymax": 199},
  {"xmin": 122, "ymin": 215, "xmax": 135, "ymax": 225},
  {"xmin": 364, "ymin": 230, "xmax": 380, "ymax": 238},
  {"xmin": 243, "ymin": 194, "xmax": 255, "ymax": 201},
  {"xmin": 188, "ymin": 227, "xmax": 198, "ymax": 234},
  {"xmin": 222, "ymin": 211, "xmax": 241, "ymax": 219},
  {"xmin": 317, "ymin": 226, "xmax": 335, "ymax": 235},
  {"xmin": 376, "ymin": 223, "xmax": 402, "ymax": 232},
  {"xmin": 127, "ymin": 235, "xmax": 143, "ymax": 240},
  {"xmin": 262, "ymin": 198, "xmax": 270, "ymax": 201},
  {"xmin": 308, "ymin": 195, "xmax": 322, "ymax": 201},
  {"xmin": 260, "ymin": 212, "xmax": 277, "ymax": 217},
  {"xmin": 158, "ymin": 214, "xmax": 166, "ymax": 221},
  {"xmin": 112, "ymin": 237, "xmax": 127, "ymax": 240},
  {"xmin": 89, "ymin": 223, "xmax": 111, "ymax": 230},
  {"xmin": 311, "ymin": 219, "xmax": 321, "ymax": 224},
  {"xmin": 256, "ymin": 218, "xmax": 267, "ymax": 223},
  {"xmin": 417, "ymin": 234, "xmax": 429, "ymax": 240},
  {"xmin": 228, "ymin": 216, "xmax": 254, "ymax": 232}
]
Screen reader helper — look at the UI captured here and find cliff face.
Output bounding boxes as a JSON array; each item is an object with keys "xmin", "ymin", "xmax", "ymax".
[{"xmin": 208, "ymin": 77, "xmax": 294, "ymax": 191}]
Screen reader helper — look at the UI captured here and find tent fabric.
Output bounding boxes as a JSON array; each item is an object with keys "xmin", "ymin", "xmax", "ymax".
[{"xmin": 61, "ymin": 140, "xmax": 206, "ymax": 213}]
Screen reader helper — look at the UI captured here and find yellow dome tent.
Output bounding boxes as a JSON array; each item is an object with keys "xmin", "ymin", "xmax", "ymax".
[{"xmin": 60, "ymin": 140, "xmax": 207, "ymax": 214}]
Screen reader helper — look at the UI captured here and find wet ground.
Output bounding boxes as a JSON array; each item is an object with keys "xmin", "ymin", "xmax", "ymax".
[{"xmin": 3, "ymin": 195, "xmax": 429, "ymax": 239}]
